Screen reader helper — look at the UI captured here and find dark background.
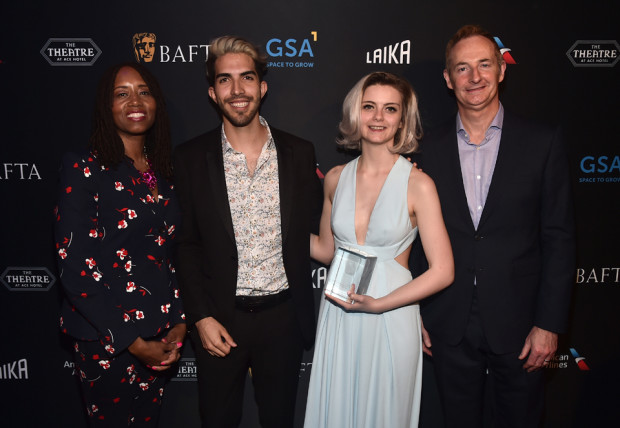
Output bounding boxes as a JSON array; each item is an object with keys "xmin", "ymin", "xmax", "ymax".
[{"xmin": 1, "ymin": 1, "xmax": 618, "ymax": 426}]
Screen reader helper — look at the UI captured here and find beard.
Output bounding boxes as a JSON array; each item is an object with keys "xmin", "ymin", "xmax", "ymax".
[{"xmin": 219, "ymin": 95, "xmax": 261, "ymax": 128}]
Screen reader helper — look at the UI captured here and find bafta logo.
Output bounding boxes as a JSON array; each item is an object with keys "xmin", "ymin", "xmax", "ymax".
[{"xmin": 133, "ymin": 32, "xmax": 156, "ymax": 62}]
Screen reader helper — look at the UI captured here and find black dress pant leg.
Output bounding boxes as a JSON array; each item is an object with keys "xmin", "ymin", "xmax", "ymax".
[
  {"xmin": 431, "ymin": 290, "xmax": 545, "ymax": 428},
  {"xmin": 193, "ymin": 298, "xmax": 303, "ymax": 428}
]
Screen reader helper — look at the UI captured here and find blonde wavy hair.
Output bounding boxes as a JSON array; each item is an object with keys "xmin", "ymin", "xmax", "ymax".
[
  {"xmin": 205, "ymin": 35, "xmax": 268, "ymax": 86},
  {"xmin": 337, "ymin": 72, "xmax": 422, "ymax": 154}
]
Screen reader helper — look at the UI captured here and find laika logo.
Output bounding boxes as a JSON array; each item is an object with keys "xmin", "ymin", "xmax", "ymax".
[
  {"xmin": 133, "ymin": 32, "xmax": 157, "ymax": 63},
  {"xmin": 493, "ymin": 37, "xmax": 516, "ymax": 64},
  {"xmin": 366, "ymin": 40, "xmax": 411, "ymax": 65},
  {"xmin": 567, "ymin": 40, "xmax": 619, "ymax": 67},
  {"xmin": 131, "ymin": 33, "xmax": 209, "ymax": 63},
  {"xmin": 569, "ymin": 348, "xmax": 590, "ymax": 370},
  {"xmin": 1, "ymin": 267, "xmax": 56, "ymax": 291},
  {"xmin": 578, "ymin": 155, "xmax": 620, "ymax": 183},
  {"xmin": 0, "ymin": 359, "xmax": 28, "ymax": 380},
  {"xmin": 266, "ymin": 31, "xmax": 317, "ymax": 69},
  {"xmin": 41, "ymin": 38, "xmax": 101, "ymax": 66},
  {"xmin": 299, "ymin": 362, "xmax": 313, "ymax": 379},
  {"xmin": 312, "ymin": 266, "xmax": 327, "ymax": 289}
]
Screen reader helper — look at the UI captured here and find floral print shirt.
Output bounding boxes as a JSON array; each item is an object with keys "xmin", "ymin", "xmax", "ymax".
[
  {"xmin": 222, "ymin": 118, "xmax": 288, "ymax": 296},
  {"xmin": 55, "ymin": 151, "xmax": 184, "ymax": 356}
]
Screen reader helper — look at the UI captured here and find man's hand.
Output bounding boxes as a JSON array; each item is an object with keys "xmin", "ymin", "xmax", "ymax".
[
  {"xmin": 195, "ymin": 317, "xmax": 237, "ymax": 357},
  {"xmin": 421, "ymin": 318, "xmax": 433, "ymax": 356},
  {"xmin": 518, "ymin": 326, "xmax": 557, "ymax": 372}
]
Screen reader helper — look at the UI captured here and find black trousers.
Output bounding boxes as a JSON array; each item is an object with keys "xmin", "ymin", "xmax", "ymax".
[
  {"xmin": 430, "ymin": 291, "xmax": 545, "ymax": 428},
  {"xmin": 193, "ymin": 298, "xmax": 304, "ymax": 428}
]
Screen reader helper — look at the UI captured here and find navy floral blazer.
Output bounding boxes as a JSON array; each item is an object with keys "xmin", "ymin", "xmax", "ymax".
[{"xmin": 55, "ymin": 151, "xmax": 184, "ymax": 357}]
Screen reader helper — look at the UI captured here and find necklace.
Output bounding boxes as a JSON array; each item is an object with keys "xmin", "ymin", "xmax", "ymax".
[{"xmin": 138, "ymin": 155, "xmax": 158, "ymax": 190}]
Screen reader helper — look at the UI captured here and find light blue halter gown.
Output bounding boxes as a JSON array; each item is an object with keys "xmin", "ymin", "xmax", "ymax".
[{"xmin": 304, "ymin": 155, "xmax": 422, "ymax": 428}]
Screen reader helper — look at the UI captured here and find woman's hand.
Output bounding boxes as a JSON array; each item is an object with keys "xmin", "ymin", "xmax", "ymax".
[
  {"xmin": 325, "ymin": 285, "xmax": 383, "ymax": 314},
  {"xmin": 162, "ymin": 323, "xmax": 187, "ymax": 347},
  {"xmin": 128, "ymin": 337, "xmax": 179, "ymax": 370},
  {"xmin": 128, "ymin": 323, "xmax": 186, "ymax": 371},
  {"xmin": 159, "ymin": 323, "xmax": 187, "ymax": 368}
]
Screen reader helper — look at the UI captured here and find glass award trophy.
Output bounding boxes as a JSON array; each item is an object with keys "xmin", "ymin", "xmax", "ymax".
[{"xmin": 324, "ymin": 246, "xmax": 377, "ymax": 301}]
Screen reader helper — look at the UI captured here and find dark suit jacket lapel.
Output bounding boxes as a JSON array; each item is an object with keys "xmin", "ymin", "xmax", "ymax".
[
  {"xmin": 478, "ymin": 113, "xmax": 518, "ymax": 230},
  {"xmin": 275, "ymin": 136, "xmax": 293, "ymax": 244},
  {"xmin": 438, "ymin": 123, "xmax": 476, "ymax": 232},
  {"xmin": 205, "ymin": 133, "xmax": 235, "ymax": 242}
]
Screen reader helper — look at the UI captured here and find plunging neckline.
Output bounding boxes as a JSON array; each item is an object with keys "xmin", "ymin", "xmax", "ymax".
[{"xmin": 353, "ymin": 156, "xmax": 400, "ymax": 246}]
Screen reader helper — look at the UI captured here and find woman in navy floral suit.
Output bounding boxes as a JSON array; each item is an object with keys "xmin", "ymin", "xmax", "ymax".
[{"xmin": 55, "ymin": 63, "xmax": 186, "ymax": 427}]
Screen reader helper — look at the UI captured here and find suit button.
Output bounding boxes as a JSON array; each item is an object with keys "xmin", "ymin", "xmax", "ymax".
[{"xmin": 474, "ymin": 234, "xmax": 483, "ymax": 241}]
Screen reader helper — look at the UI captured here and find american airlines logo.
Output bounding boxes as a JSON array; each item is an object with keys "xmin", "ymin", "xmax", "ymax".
[
  {"xmin": 569, "ymin": 348, "xmax": 590, "ymax": 371},
  {"xmin": 493, "ymin": 37, "xmax": 516, "ymax": 64}
]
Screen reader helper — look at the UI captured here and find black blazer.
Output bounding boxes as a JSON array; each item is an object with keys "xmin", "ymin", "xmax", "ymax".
[
  {"xmin": 173, "ymin": 127, "xmax": 323, "ymax": 349},
  {"xmin": 412, "ymin": 111, "xmax": 575, "ymax": 353}
]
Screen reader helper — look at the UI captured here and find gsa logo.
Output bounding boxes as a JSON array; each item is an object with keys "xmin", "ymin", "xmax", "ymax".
[
  {"xmin": 266, "ymin": 32, "xmax": 317, "ymax": 69},
  {"xmin": 267, "ymin": 39, "xmax": 314, "ymax": 58},
  {"xmin": 580, "ymin": 155, "xmax": 620, "ymax": 173},
  {"xmin": 578, "ymin": 155, "xmax": 620, "ymax": 183}
]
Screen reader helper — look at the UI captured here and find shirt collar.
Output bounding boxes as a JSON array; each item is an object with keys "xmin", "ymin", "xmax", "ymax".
[
  {"xmin": 221, "ymin": 116, "xmax": 274, "ymax": 153},
  {"xmin": 456, "ymin": 103, "xmax": 504, "ymax": 145}
]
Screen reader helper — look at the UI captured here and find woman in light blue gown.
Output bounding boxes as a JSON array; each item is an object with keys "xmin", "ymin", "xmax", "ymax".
[{"xmin": 305, "ymin": 72, "xmax": 454, "ymax": 428}]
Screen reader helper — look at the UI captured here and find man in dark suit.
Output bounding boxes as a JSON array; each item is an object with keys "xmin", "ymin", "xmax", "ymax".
[
  {"xmin": 173, "ymin": 36, "xmax": 322, "ymax": 428},
  {"xmin": 413, "ymin": 25, "xmax": 575, "ymax": 427}
]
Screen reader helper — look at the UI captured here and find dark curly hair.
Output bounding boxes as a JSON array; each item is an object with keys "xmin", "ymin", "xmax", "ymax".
[{"xmin": 89, "ymin": 62, "xmax": 172, "ymax": 179}]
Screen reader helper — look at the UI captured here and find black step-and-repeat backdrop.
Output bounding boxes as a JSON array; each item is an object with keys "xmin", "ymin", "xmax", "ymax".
[{"xmin": 1, "ymin": 1, "xmax": 618, "ymax": 426}]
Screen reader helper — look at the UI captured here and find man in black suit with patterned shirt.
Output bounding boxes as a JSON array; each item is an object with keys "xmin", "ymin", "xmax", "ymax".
[{"xmin": 174, "ymin": 36, "xmax": 322, "ymax": 428}]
